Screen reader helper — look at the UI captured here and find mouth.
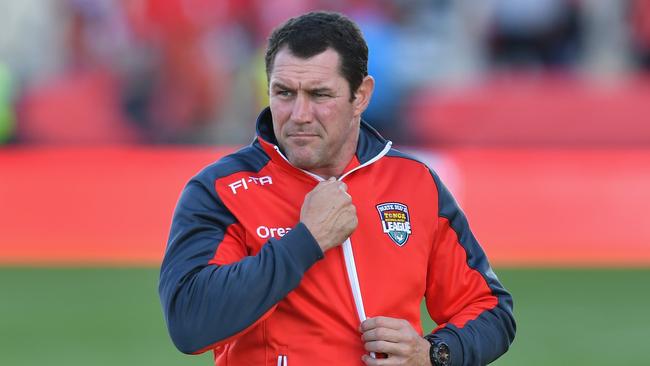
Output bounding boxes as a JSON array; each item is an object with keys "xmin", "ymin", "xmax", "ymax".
[
  {"xmin": 287, "ymin": 133, "xmax": 320, "ymax": 139},
  {"xmin": 288, "ymin": 132, "xmax": 319, "ymax": 137},
  {"xmin": 287, "ymin": 133, "xmax": 319, "ymax": 146}
]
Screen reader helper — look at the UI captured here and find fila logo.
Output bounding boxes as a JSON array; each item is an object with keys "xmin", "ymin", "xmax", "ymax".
[
  {"xmin": 376, "ymin": 202, "xmax": 412, "ymax": 246},
  {"xmin": 229, "ymin": 176, "xmax": 273, "ymax": 194}
]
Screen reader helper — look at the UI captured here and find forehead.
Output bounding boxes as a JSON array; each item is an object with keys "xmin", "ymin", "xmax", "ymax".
[{"xmin": 269, "ymin": 47, "xmax": 346, "ymax": 88}]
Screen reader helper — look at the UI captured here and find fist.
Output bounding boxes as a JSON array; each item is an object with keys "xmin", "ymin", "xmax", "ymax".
[
  {"xmin": 360, "ymin": 316, "xmax": 432, "ymax": 366},
  {"xmin": 300, "ymin": 177, "xmax": 358, "ymax": 252}
]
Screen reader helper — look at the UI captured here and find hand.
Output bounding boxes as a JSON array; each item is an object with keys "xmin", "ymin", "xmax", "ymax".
[
  {"xmin": 300, "ymin": 177, "xmax": 358, "ymax": 252},
  {"xmin": 359, "ymin": 316, "xmax": 431, "ymax": 366}
]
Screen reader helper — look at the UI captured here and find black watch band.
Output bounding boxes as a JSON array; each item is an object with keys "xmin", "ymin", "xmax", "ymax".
[{"xmin": 424, "ymin": 335, "xmax": 450, "ymax": 366}]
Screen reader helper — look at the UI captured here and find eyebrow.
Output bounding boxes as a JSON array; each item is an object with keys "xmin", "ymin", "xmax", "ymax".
[
  {"xmin": 309, "ymin": 87, "xmax": 335, "ymax": 94},
  {"xmin": 270, "ymin": 81, "xmax": 293, "ymax": 91},
  {"xmin": 270, "ymin": 82, "xmax": 335, "ymax": 94}
]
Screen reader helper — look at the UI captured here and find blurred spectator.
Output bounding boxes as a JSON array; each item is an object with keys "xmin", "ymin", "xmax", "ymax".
[
  {"xmin": 0, "ymin": 64, "xmax": 15, "ymax": 143},
  {"xmin": 358, "ymin": 0, "xmax": 489, "ymax": 142},
  {"xmin": 16, "ymin": 0, "xmax": 140, "ymax": 144},
  {"xmin": 354, "ymin": 4, "xmax": 401, "ymax": 138},
  {"xmin": 631, "ymin": 0, "xmax": 650, "ymax": 69},
  {"xmin": 120, "ymin": 0, "xmax": 229, "ymax": 143},
  {"xmin": 487, "ymin": 0, "xmax": 583, "ymax": 69},
  {"xmin": 0, "ymin": 0, "xmax": 64, "ymax": 87},
  {"xmin": 0, "ymin": 0, "xmax": 647, "ymax": 146},
  {"xmin": 0, "ymin": 0, "xmax": 63, "ymax": 144},
  {"xmin": 581, "ymin": 0, "xmax": 632, "ymax": 77}
]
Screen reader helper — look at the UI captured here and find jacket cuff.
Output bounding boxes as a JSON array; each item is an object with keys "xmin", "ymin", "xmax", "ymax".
[
  {"xmin": 275, "ymin": 222, "xmax": 324, "ymax": 273},
  {"xmin": 430, "ymin": 328, "xmax": 463, "ymax": 366}
]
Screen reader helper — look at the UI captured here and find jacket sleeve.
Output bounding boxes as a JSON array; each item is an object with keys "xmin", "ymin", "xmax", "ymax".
[
  {"xmin": 424, "ymin": 171, "xmax": 516, "ymax": 366},
  {"xmin": 158, "ymin": 176, "xmax": 323, "ymax": 354}
]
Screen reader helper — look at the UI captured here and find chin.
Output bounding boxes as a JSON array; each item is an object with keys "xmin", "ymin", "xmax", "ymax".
[
  {"xmin": 289, "ymin": 158, "xmax": 316, "ymax": 171},
  {"xmin": 287, "ymin": 152, "xmax": 318, "ymax": 171}
]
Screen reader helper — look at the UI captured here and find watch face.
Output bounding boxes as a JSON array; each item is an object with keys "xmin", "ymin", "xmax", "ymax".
[
  {"xmin": 436, "ymin": 343, "xmax": 450, "ymax": 365},
  {"xmin": 434, "ymin": 342, "xmax": 450, "ymax": 366}
]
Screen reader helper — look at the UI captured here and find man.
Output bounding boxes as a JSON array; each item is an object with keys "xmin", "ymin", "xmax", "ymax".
[{"xmin": 159, "ymin": 11, "xmax": 515, "ymax": 366}]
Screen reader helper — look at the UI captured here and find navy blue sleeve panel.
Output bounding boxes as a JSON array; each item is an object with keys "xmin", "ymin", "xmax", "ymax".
[
  {"xmin": 159, "ymin": 178, "xmax": 324, "ymax": 355},
  {"xmin": 428, "ymin": 170, "xmax": 516, "ymax": 366}
]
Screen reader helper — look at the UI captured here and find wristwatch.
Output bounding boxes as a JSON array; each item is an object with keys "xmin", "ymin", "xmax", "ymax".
[{"xmin": 424, "ymin": 335, "xmax": 450, "ymax": 366}]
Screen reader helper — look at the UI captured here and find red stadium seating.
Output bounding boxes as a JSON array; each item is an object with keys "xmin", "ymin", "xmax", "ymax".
[
  {"xmin": 407, "ymin": 75, "xmax": 650, "ymax": 146},
  {"xmin": 1, "ymin": 147, "xmax": 649, "ymax": 266}
]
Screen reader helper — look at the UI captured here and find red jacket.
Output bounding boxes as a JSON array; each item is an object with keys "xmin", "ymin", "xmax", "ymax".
[{"xmin": 159, "ymin": 107, "xmax": 515, "ymax": 365}]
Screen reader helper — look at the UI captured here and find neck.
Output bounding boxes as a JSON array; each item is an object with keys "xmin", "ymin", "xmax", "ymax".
[{"xmin": 307, "ymin": 158, "xmax": 353, "ymax": 179}]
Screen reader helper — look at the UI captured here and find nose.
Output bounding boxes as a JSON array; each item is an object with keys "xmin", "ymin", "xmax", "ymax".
[{"xmin": 290, "ymin": 93, "xmax": 312, "ymax": 124}]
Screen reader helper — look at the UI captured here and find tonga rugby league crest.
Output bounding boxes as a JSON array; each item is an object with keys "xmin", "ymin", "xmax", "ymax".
[{"xmin": 376, "ymin": 202, "xmax": 412, "ymax": 246}]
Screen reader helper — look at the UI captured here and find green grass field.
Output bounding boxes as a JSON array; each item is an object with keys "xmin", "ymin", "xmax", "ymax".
[{"xmin": 1, "ymin": 268, "xmax": 649, "ymax": 365}]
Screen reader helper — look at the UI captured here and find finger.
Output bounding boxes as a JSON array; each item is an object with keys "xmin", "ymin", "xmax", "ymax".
[
  {"xmin": 360, "ymin": 316, "xmax": 410, "ymax": 332},
  {"xmin": 337, "ymin": 181, "xmax": 348, "ymax": 192},
  {"xmin": 362, "ymin": 327, "xmax": 406, "ymax": 343},
  {"xmin": 364, "ymin": 340, "xmax": 409, "ymax": 355},
  {"xmin": 316, "ymin": 177, "xmax": 336, "ymax": 187},
  {"xmin": 330, "ymin": 182, "xmax": 350, "ymax": 200},
  {"xmin": 361, "ymin": 354, "xmax": 393, "ymax": 366},
  {"xmin": 315, "ymin": 177, "xmax": 336, "ymax": 189},
  {"xmin": 348, "ymin": 204, "xmax": 357, "ymax": 216},
  {"xmin": 317, "ymin": 180, "xmax": 346, "ymax": 195},
  {"xmin": 317, "ymin": 179, "xmax": 335, "ymax": 189}
]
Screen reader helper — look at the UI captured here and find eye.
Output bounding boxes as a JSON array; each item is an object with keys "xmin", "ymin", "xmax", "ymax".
[
  {"xmin": 274, "ymin": 89, "xmax": 294, "ymax": 98},
  {"xmin": 312, "ymin": 91, "xmax": 331, "ymax": 98}
]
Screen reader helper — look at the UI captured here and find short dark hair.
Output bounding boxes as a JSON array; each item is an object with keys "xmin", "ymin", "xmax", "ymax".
[{"xmin": 265, "ymin": 11, "xmax": 369, "ymax": 100}]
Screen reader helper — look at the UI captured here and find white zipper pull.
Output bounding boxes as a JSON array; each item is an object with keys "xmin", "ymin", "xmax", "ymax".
[
  {"xmin": 277, "ymin": 354, "xmax": 288, "ymax": 366},
  {"xmin": 342, "ymin": 237, "xmax": 377, "ymax": 359}
]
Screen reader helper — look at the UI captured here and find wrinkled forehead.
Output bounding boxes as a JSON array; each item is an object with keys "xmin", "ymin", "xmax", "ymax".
[{"xmin": 269, "ymin": 47, "xmax": 345, "ymax": 89}]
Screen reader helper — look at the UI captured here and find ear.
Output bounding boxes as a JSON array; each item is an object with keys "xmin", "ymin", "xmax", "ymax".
[{"xmin": 352, "ymin": 75, "xmax": 375, "ymax": 117}]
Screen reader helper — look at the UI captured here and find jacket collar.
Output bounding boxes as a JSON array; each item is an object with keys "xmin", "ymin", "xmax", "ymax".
[{"xmin": 254, "ymin": 107, "xmax": 390, "ymax": 174}]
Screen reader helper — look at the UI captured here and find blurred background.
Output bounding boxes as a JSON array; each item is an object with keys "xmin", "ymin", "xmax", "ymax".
[{"xmin": 1, "ymin": 0, "xmax": 649, "ymax": 365}]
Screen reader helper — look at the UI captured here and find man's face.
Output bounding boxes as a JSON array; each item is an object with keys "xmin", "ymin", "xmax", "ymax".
[{"xmin": 268, "ymin": 47, "xmax": 366, "ymax": 177}]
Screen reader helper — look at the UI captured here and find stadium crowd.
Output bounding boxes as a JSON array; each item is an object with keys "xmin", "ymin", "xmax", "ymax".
[{"xmin": 0, "ymin": 0, "xmax": 649, "ymax": 145}]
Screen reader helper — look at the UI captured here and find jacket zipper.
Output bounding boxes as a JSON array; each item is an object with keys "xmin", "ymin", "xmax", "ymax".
[
  {"xmin": 273, "ymin": 141, "xmax": 392, "ymax": 360},
  {"xmin": 276, "ymin": 355, "xmax": 287, "ymax": 366}
]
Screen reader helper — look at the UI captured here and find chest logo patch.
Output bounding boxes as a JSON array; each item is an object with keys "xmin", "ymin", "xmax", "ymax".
[{"xmin": 376, "ymin": 202, "xmax": 412, "ymax": 246}]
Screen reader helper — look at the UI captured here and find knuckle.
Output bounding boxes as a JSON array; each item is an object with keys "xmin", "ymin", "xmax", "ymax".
[
  {"xmin": 348, "ymin": 210, "xmax": 357, "ymax": 221},
  {"xmin": 375, "ymin": 329, "xmax": 387, "ymax": 339},
  {"xmin": 373, "ymin": 329, "xmax": 382, "ymax": 339},
  {"xmin": 361, "ymin": 332, "xmax": 370, "ymax": 342},
  {"xmin": 364, "ymin": 341, "xmax": 375, "ymax": 352},
  {"xmin": 360, "ymin": 320, "xmax": 369, "ymax": 331},
  {"xmin": 363, "ymin": 356, "xmax": 377, "ymax": 366},
  {"xmin": 374, "ymin": 317, "xmax": 385, "ymax": 327}
]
